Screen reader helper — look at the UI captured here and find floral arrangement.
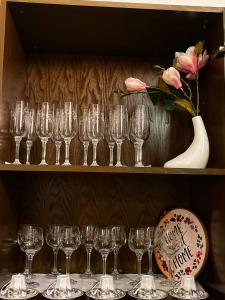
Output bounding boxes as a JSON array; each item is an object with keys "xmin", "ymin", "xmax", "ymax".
[{"xmin": 121, "ymin": 41, "xmax": 209, "ymax": 117}]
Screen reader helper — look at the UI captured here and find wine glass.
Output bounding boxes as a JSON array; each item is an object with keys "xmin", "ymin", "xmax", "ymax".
[
  {"xmin": 146, "ymin": 226, "xmax": 155, "ymax": 275},
  {"xmin": 87, "ymin": 104, "xmax": 104, "ymax": 166},
  {"xmin": 94, "ymin": 227, "xmax": 115, "ymax": 275},
  {"xmin": 59, "ymin": 226, "xmax": 81, "ymax": 276},
  {"xmin": 18, "ymin": 225, "xmax": 43, "ymax": 287},
  {"xmin": 110, "ymin": 104, "xmax": 128, "ymax": 167},
  {"xmin": 79, "ymin": 108, "xmax": 90, "ymax": 166},
  {"xmin": 105, "ymin": 109, "xmax": 115, "ymax": 166},
  {"xmin": 111, "ymin": 225, "xmax": 127, "ymax": 278},
  {"xmin": 128, "ymin": 228, "xmax": 149, "ymax": 280},
  {"xmin": 61, "ymin": 102, "xmax": 78, "ymax": 166},
  {"xmin": 24, "ymin": 108, "xmax": 36, "ymax": 164},
  {"xmin": 130, "ymin": 105, "xmax": 150, "ymax": 167},
  {"xmin": 10, "ymin": 100, "xmax": 26, "ymax": 164},
  {"xmin": 81, "ymin": 225, "xmax": 95, "ymax": 277},
  {"xmin": 46, "ymin": 224, "xmax": 63, "ymax": 278},
  {"xmin": 52, "ymin": 107, "xmax": 63, "ymax": 165},
  {"xmin": 157, "ymin": 228, "xmax": 183, "ymax": 286},
  {"xmin": 36, "ymin": 102, "xmax": 53, "ymax": 165}
]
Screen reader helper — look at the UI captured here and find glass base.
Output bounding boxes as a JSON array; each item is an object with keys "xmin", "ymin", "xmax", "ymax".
[
  {"xmin": 26, "ymin": 281, "xmax": 39, "ymax": 288},
  {"xmin": 39, "ymin": 160, "xmax": 48, "ymax": 165},
  {"xmin": 90, "ymin": 162, "xmax": 99, "ymax": 166},
  {"xmin": 80, "ymin": 271, "xmax": 93, "ymax": 278},
  {"xmin": 62, "ymin": 161, "xmax": 71, "ymax": 166},
  {"xmin": 45, "ymin": 271, "xmax": 61, "ymax": 278},
  {"xmin": 12, "ymin": 159, "xmax": 21, "ymax": 165},
  {"xmin": 160, "ymin": 278, "xmax": 176, "ymax": 287},
  {"xmin": 115, "ymin": 163, "xmax": 127, "ymax": 167}
]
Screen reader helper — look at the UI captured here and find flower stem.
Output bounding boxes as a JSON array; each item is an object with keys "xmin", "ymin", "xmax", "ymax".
[{"xmin": 181, "ymin": 78, "xmax": 193, "ymax": 100}]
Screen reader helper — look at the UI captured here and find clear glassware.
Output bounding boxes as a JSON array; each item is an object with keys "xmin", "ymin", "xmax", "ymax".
[
  {"xmin": 110, "ymin": 105, "xmax": 128, "ymax": 167},
  {"xmin": 158, "ymin": 228, "xmax": 183, "ymax": 287},
  {"xmin": 146, "ymin": 226, "xmax": 155, "ymax": 275},
  {"xmin": 59, "ymin": 226, "xmax": 81, "ymax": 276},
  {"xmin": 61, "ymin": 102, "xmax": 78, "ymax": 166},
  {"xmin": 46, "ymin": 224, "xmax": 63, "ymax": 278},
  {"xmin": 52, "ymin": 107, "xmax": 63, "ymax": 165},
  {"xmin": 105, "ymin": 109, "xmax": 115, "ymax": 166},
  {"xmin": 128, "ymin": 228, "xmax": 149, "ymax": 280},
  {"xmin": 111, "ymin": 225, "xmax": 127, "ymax": 279},
  {"xmin": 79, "ymin": 108, "xmax": 90, "ymax": 166},
  {"xmin": 10, "ymin": 100, "xmax": 26, "ymax": 165},
  {"xmin": 87, "ymin": 104, "xmax": 104, "ymax": 167},
  {"xmin": 81, "ymin": 225, "xmax": 95, "ymax": 277},
  {"xmin": 18, "ymin": 225, "xmax": 43, "ymax": 287},
  {"xmin": 24, "ymin": 108, "xmax": 36, "ymax": 165},
  {"xmin": 94, "ymin": 227, "xmax": 114, "ymax": 275},
  {"xmin": 130, "ymin": 105, "xmax": 150, "ymax": 167},
  {"xmin": 36, "ymin": 102, "xmax": 53, "ymax": 165}
]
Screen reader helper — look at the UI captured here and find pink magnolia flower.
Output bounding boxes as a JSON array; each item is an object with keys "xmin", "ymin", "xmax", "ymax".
[
  {"xmin": 125, "ymin": 77, "xmax": 147, "ymax": 92},
  {"xmin": 162, "ymin": 67, "xmax": 182, "ymax": 89},
  {"xmin": 176, "ymin": 46, "xmax": 209, "ymax": 80}
]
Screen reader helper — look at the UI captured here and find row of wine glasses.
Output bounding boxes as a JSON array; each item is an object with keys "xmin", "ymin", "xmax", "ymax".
[
  {"xmin": 10, "ymin": 101, "xmax": 150, "ymax": 166},
  {"xmin": 17, "ymin": 225, "xmax": 156, "ymax": 286}
]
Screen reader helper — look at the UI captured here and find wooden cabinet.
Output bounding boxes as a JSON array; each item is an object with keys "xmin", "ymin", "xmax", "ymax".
[{"xmin": 0, "ymin": 1, "xmax": 225, "ymax": 299}]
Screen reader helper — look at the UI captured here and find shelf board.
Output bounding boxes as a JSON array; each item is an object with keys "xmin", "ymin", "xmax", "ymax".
[{"xmin": 0, "ymin": 164, "xmax": 225, "ymax": 175}]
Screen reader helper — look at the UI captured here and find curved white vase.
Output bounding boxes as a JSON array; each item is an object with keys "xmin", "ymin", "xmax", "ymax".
[{"xmin": 164, "ymin": 116, "xmax": 209, "ymax": 168}]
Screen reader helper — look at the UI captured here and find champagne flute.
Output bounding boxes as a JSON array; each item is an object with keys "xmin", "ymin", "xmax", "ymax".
[
  {"xmin": 94, "ymin": 227, "xmax": 114, "ymax": 275},
  {"xmin": 128, "ymin": 228, "xmax": 149, "ymax": 280},
  {"xmin": 111, "ymin": 225, "xmax": 126, "ymax": 278},
  {"xmin": 46, "ymin": 224, "xmax": 63, "ymax": 278},
  {"xmin": 52, "ymin": 107, "xmax": 63, "ymax": 165},
  {"xmin": 130, "ymin": 105, "xmax": 150, "ymax": 167},
  {"xmin": 105, "ymin": 109, "xmax": 115, "ymax": 166},
  {"xmin": 24, "ymin": 108, "xmax": 36, "ymax": 164},
  {"xmin": 87, "ymin": 104, "xmax": 104, "ymax": 166},
  {"xmin": 81, "ymin": 225, "xmax": 95, "ymax": 277},
  {"xmin": 36, "ymin": 102, "xmax": 53, "ymax": 165},
  {"xmin": 61, "ymin": 102, "xmax": 78, "ymax": 166},
  {"xmin": 110, "ymin": 104, "xmax": 128, "ymax": 167},
  {"xmin": 146, "ymin": 226, "xmax": 155, "ymax": 275},
  {"xmin": 10, "ymin": 100, "xmax": 26, "ymax": 164},
  {"xmin": 79, "ymin": 108, "xmax": 90, "ymax": 166},
  {"xmin": 18, "ymin": 225, "xmax": 43, "ymax": 287},
  {"xmin": 59, "ymin": 226, "xmax": 81, "ymax": 276}
]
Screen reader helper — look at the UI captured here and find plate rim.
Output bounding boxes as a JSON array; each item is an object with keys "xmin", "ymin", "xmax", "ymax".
[
  {"xmin": 168, "ymin": 288, "xmax": 209, "ymax": 299},
  {"xmin": 127, "ymin": 288, "xmax": 168, "ymax": 300},
  {"xmin": 42, "ymin": 288, "xmax": 84, "ymax": 300},
  {"xmin": 85, "ymin": 288, "xmax": 126, "ymax": 300},
  {"xmin": 0, "ymin": 288, "xmax": 38, "ymax": 300},
  {"xmin": 153, "ymin": 208, "xmax": 209, "ymax": 280}
]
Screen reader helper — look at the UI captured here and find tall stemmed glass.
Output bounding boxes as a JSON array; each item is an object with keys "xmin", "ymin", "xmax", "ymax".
[
  {"xmin": 94, "ymin": 227, "xmax": 114, "ymax": 275},
  {"xmin": 110, "ymin": 105, "xmax": 128, "ymax": 167},
  {"xmin": 18, "ymin": 225, "xmax": 43, "ymax": 287},
  {"xmin": 46, "ymin": 225, "xmax": 63, "ymax": 278},
  {"xmin": 61, "ymin": 102, "xmax": 78, "ymax": 166},
  {"xmin": 87, "ymin": 104, "xmax": 104, "ymax": 167},
  {"xmin": 146, "ymin": 226, "xmax": 155, "ymax": 275},
  {"xmin": 130, "ymin": 105, "xmax": 150, "ymax": 167},
  {"xmin": 81, "ymin": 225, "xmax": 95, "ymax": 277},
  {"xmin": 111, "ymin": 225, "xmax": 127, "ymax": 279},
  {"xmin": 158, "ymin": 228, "xmax": 183, "ymax": 287},
  {"xmin": 79, "ymin": 108, "xmax": 90, "ymax": 166},
  {"xmin": 105, "ymin": 109, "xmax": 115, "ymax": 166},
  {"xmin": 36, "ymin": 102, "xmax": 53, "ymax": 165},
  {"xmin": 24, "ymin": 108, "xmax": 36, "ymax": 164},
  {"xmin": 10, "ymin": 100, "xmax": 26, "ymax": 164},
  {"xmin": 60, "ymin": 226, "xmax": 81, "ymax": 276},
  {"xmin": 128, "ymin": 228, "xmax": 149, "ymax": 280},
  {"xmin": 52, "ymin": 107, "xmax": 63, "ymax": 165}
]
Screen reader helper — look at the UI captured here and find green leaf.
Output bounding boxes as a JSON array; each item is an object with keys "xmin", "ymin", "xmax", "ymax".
[
  {"xmin": 158, "ymin": 76, "xmax": 170, "ymax": 94},
  {"xmin": 153, "ymin": 65, "xmax": 164, "ymax": 73},
  {"xmin": 174, "ymin": 99, "xmax": 196, "ymax": 116},
  {"xmin": 164, "ymin": 94, "xmax": 176, "ymax": 111},
  {"xmin": 194, "ymin": 41, "xmax": 204, "ymax": 55}
]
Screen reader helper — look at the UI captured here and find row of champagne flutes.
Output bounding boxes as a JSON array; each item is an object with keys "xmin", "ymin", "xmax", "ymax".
[
  {"xmin": 18, "ymin": 225, "xmax": 156, "ymax": 287},
  {"xmin": 10, "ymin": 101, "xmax": 150, "ymax": 166}
]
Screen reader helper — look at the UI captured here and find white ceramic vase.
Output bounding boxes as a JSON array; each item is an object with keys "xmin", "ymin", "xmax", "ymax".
[{"xmin": 164, "ymin": 116, "xmax": 209, "ymax": 168}]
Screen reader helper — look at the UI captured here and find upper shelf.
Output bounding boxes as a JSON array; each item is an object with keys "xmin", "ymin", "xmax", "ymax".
[{"xmin": 1, "ymin": 164, "xmax": 225, "ymax": 175}]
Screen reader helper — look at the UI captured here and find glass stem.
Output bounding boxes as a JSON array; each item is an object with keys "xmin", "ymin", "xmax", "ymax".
[
  {"xmin": 55, "ymin": 141, "xmax": 62, "ymax": 165},
  {"xmin": 148, "ymin": 250, "xmax": 153, "ymax": 274},
  {"xmin": 52, "ymin": 248, "xmax": 59, "ymax": 274},
  {"xmin": 83, "ymin": 141, "xmax": 89, "ymax": 166},
  {"xmin": 136, "ymin": 253, "xmax": 143, "ymax": 276},
  {"xmin": 66, "ymin": 253, "xmax": 72, "ymax": 275},
  {"xmin": 92, "ymin": 140, "xmax": 98, "ymax": 166},
  {"xmin": 40, "ymin": 137, "xmax": 48, "ymax": 165},
  {"xmin": 109, "ymin": 142, "xmax": 115, "ymax": 166},
  {"xmin": 134, "ymin": 142, "xmax": 139, "ymax": 166},
  {"xmin": 137, "ymin": 141, "xmax": 144, "ymax": 165},
  {"xmin": 113, "ymin": 249, "xmax": 119, "ymax": 273},
  {"xmin": 64, "ymin": 138, "xmax": 71, "ymax": 165},
  {"xmin": 86, "ymin": 248, "xmax": 92, "ymax": 273},
  {"xmin": 102, "ymin": 253, "xmax": 108, "ymax": 275},
  {"xmin": 116, "ymin": 140, "xmax": 123, "ymax": 166},
  {"xmin": 26, "ymin": 140, "xmax": 33, "ymax": 164},
  {"xmin": 14, "ymin": 136, "xmax": 22, "ymax": 163},
  {"xmin": 27, "ymin": 253, "xmax": 34, "ymax": 282}
]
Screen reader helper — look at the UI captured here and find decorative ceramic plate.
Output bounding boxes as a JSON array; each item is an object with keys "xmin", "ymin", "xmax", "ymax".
[
  {"xmin": 0, "ymin": 289, "xmax": 38, "ymax": 300},
  {"xmin": 154, "ymin": 208, "xmax": 208, "ymax": 281},
  {"xmin": 128, "ymin": 289, "xmax": 168, "ymax": 300}
]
